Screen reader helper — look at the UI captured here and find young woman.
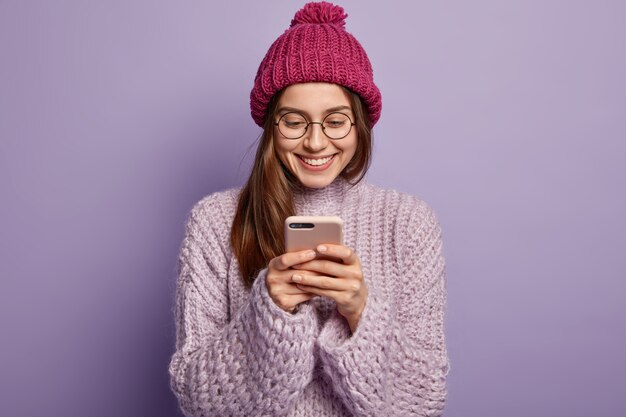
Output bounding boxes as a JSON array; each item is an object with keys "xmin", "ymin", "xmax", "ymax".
[{"xmin": 169, "ymin": 2, "xmax": 450, "ymax": 416}]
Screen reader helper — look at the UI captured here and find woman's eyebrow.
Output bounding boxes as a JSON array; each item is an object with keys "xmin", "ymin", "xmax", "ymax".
[{"xmin": 276, "ymin": 105, "xmax": 352, "ymax": 115}]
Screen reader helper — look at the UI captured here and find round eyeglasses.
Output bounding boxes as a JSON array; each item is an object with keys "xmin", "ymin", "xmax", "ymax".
[{"xmin": 274, "ymin": 111, "xmax": 355, "ymax": 140}]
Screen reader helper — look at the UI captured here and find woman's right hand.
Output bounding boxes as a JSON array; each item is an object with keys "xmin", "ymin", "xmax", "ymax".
[{"xmin": 267, "ymin": 249, "xmax": 318, "ymax": 313}]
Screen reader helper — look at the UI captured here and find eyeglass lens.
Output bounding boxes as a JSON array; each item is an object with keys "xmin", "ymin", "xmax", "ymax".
[{"xmin": 277, "ymin": 112, "xmax": 353, "ymax": 140}]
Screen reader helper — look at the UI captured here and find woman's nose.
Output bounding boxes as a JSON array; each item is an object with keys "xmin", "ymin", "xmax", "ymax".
[{"xmin": 303, "ymin": 122, "xmax": 328, "ymax": 152}]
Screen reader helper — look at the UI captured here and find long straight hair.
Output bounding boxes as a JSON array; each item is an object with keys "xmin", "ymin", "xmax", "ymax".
[{"xmin": 231, "ymin": 86, "xmax": 373, "ymax": 287}]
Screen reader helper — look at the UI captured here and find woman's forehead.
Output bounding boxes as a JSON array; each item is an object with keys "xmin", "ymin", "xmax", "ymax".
[{"xmin": 278, "ymin": 82, "xmax": 351, "ymax": 111}]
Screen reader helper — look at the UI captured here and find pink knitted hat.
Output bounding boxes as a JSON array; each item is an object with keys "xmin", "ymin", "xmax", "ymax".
[{"xmin": 250, "ymin": 1, "xmax": 382, "ymax": 127}]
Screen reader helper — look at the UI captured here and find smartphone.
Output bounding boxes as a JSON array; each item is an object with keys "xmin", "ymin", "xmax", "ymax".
[{"xmin": 284, "ymin": 216, "xmax": 344, "ymax": 260}]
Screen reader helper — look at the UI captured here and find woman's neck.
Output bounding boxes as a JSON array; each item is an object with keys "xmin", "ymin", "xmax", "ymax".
[{"xmin": 292, "ymin": 176, "xmax": 363, "ymax": 215}]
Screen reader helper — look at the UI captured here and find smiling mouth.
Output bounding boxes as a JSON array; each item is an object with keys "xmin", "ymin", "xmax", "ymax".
[{"xmin": 297, "ymin": 154, "xmax": 336, "ymax": 166}]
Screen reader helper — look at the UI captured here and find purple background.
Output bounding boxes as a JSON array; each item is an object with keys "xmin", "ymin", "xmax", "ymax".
[{"xmin": 1, "ymin": 1, "xmax": 625, "ymax": 416}]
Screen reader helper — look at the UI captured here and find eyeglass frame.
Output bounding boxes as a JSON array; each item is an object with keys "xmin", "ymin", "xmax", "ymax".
[{"xmin": 274, "ymin": 111, "xmax": 356, "ymax": 140}]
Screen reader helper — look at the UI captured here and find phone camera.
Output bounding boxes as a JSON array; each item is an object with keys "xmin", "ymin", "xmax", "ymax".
[{"xmin": 289, "ymin": 223, "xmax": 314, "ymax": 229}]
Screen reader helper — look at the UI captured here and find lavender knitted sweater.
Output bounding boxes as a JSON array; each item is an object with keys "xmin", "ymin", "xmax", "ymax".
[{"xmin": 169, "ymin": 178, "xmax": 450, "ymax": 416}]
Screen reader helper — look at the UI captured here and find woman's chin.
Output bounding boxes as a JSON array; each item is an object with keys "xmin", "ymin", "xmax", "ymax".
[
  {"xmin": 294, "ymin": 172, "xmax": 338, "ymax": 189},
  {"xmin": 284, "ymin": 156, "xmax": 348, "ymax": 189}
]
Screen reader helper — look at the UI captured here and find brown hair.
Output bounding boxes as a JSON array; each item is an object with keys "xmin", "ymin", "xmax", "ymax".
[{"xmin": 231, "ymin": 86, "xmax": 372, "ymax": 287}]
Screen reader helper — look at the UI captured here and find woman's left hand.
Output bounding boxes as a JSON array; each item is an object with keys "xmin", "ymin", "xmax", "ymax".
[{"xmin": 291, "ymin": 244, "xmax": 368, "ymax": 333}]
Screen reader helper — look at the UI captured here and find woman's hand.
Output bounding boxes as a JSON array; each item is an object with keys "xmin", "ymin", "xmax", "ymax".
[
  {"xmin": 290, "ymin": 244, "xmax": 368, "ymax": 333},
  {"xmin": 267, "ymin": 249, "xmax": 319, "ymax": 313}
]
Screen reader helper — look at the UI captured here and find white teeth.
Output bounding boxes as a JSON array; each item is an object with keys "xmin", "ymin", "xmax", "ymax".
[{"xmin": 301, "ymin": 155, "xmax": 333, "ymax": 166}]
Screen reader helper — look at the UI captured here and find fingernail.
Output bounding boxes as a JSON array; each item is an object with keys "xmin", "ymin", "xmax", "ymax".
[
  {"xmin": 305, "ymin": 251, "xmax": 315, "ymax": 258},
  {"xmin": 317, "ymin": 245, "xmax": 327, "ymax": 253},
  {"xmin": 292, "ymin": 274, "xmax": 302, "ymax": 282}
]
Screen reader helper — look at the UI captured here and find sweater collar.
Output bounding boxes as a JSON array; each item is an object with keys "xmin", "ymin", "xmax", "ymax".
[{"xmin": 292, "ymin": 176, "xmax": 364, "ymax": 215}]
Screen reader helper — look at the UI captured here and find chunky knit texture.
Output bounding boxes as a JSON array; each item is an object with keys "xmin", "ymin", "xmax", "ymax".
[
  {"xmin": 250, "ymin": 2, "xmax": 382, "ymax": 127},
  {"xmin": 169, "ymin": 178, "xmax": 450, "ymax": 416}
]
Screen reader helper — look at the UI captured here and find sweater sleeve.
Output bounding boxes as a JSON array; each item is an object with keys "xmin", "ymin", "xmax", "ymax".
[
  {"xmin": 316, "ymin": 202, "xmax": 450, "ymax": 416},
  {"xmin": 168, "ymin": 197, "xmax": 318, "ymax": 417}
]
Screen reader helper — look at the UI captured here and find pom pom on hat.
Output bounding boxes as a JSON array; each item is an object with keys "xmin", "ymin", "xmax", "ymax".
[
  {"xmin": 290, "ymin": 1, "xmax": 347, "ymax": 27},
  {"xmin": 250, "ymin": 1, "xmax": 382, "ymax": 127}
]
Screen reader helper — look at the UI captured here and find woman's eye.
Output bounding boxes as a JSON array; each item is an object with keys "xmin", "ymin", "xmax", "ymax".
[
  {"xmin": 326, "ymin": 120, "xmax": 346, "ymax": 128},
  {"xmin": 284, "ymin": 120, "xmax": 305, "ymax": 128},
  {"xmin": 281, "ymin": 113, "xmax": 307, "ymax": 128}
]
